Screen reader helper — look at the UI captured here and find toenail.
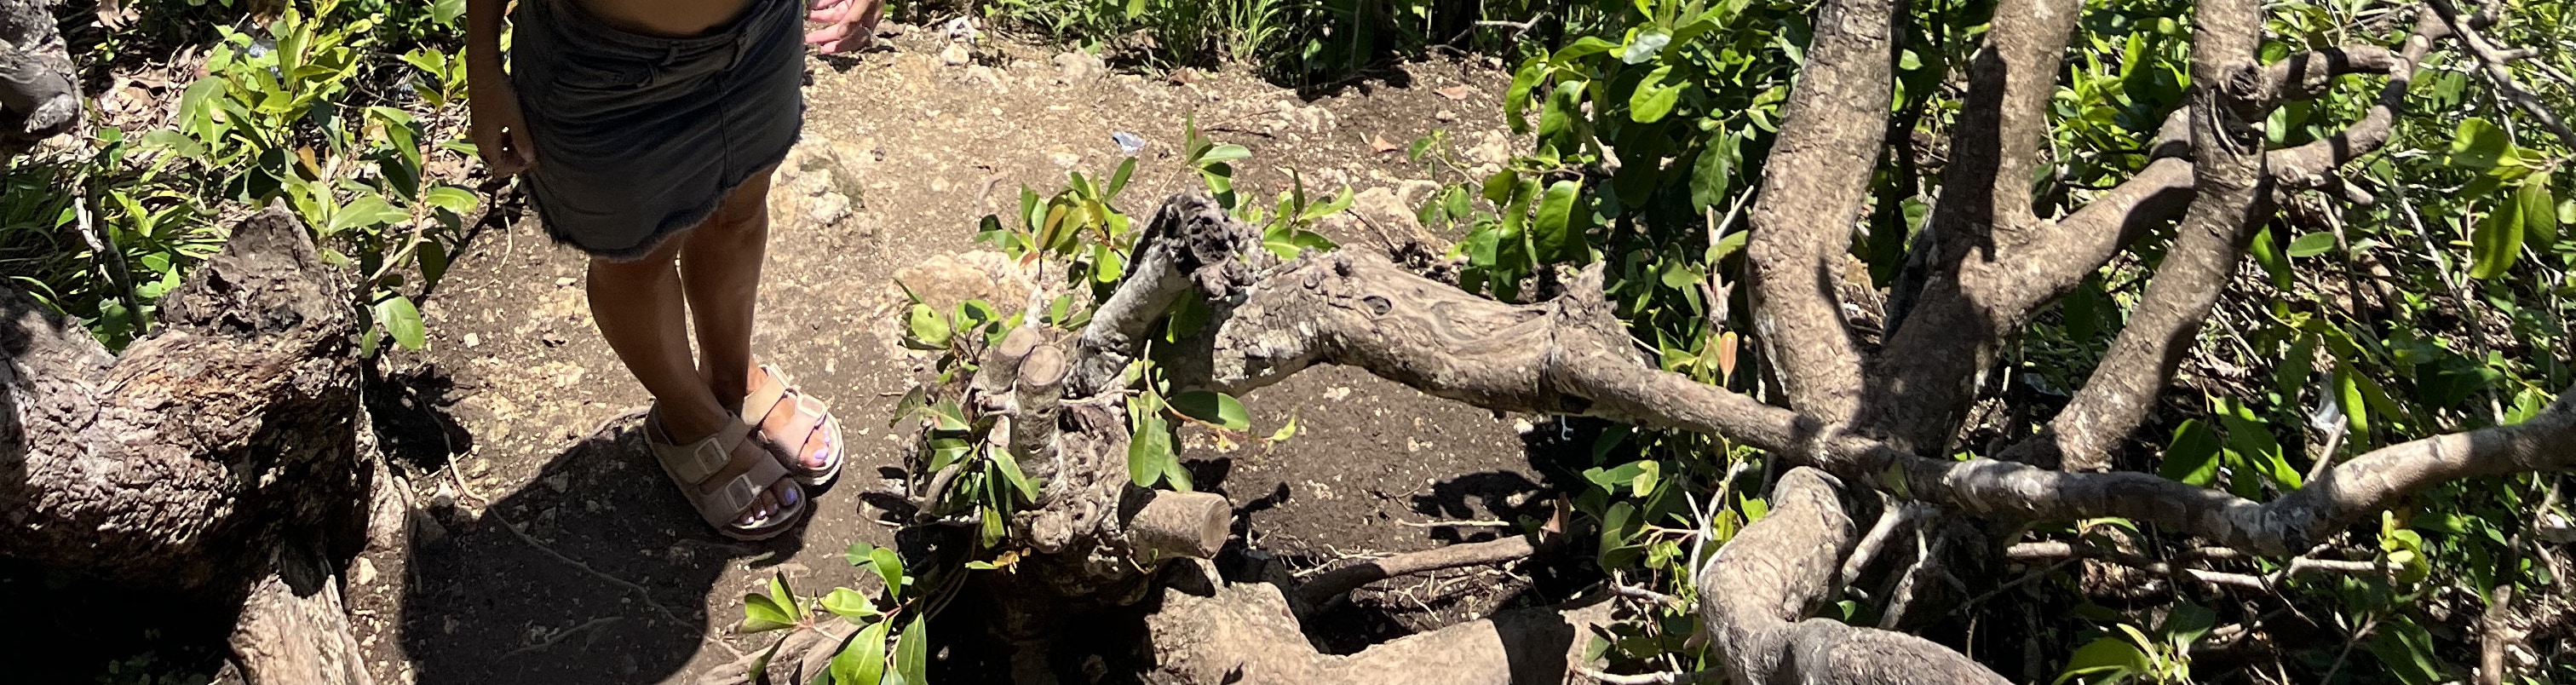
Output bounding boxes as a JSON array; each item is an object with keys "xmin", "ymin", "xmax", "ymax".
[{"xmin": 782, "ymin": 487, "xmax": 801, "ymax": 506}]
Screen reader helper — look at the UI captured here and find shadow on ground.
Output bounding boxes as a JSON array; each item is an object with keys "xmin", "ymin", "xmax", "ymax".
[{"xmin": 398, "ymin": 423, "xmax": 819, "ymax": 685}]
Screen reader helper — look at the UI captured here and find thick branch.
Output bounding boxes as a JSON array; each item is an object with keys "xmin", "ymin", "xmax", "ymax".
[
  {"xmin": 1695, "ymin": 467, "xmax": 2009, "ymax": 683},
  {"xmin": 1148, "ymin": 569, "xmax": 1616, "ymax": 684},
  {"xmin": 1741, "ymin": 0, "xmax": 1903, "ymax": 418},
  {"xmin": 1863, "ymin": 0, "xmax": 2085, "ymax": 449},
  {"xmin": 1067, "ymin": 193, "xmax": 1256, "ymax": 396}
]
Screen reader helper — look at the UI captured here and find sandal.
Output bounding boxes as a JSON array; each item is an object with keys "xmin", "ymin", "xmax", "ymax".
[
  {"xmin": 741, "ymin": 363, "xmax": 847, "ymax": 487},
  {"xmin": 648, "ymin": 408, "xmax": 808, "ymax": 541}
]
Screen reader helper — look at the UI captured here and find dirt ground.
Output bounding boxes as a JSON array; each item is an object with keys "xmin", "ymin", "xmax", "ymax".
[{"xmin": 329, "ymin": 27, "xmax": 1590, "ymax": 685}]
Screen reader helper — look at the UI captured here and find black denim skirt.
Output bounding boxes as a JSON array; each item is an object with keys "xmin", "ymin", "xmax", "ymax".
[{"xmin": 512, "ymin": 0, "xmax": 805, "ymax": 260}]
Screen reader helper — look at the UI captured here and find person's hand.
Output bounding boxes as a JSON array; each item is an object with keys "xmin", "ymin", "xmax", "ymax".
[
  {"xmin": 805, "ymin": 0, "xmax": 882, "ymax": 55},
  {"xmin": 467, "ymin": 64, "xmax": 538, "ymax": 177}
]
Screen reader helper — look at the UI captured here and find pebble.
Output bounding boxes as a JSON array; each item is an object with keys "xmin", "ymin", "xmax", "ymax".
[
  {"xmin": 940, "ymin": 44, "xmax": 971, "ymax": 66},
  {"xmin": 463, "ymin": 332, "xmax": 481, "ymax": 348},
  {"xmin": 353, "ymin": 557, "xmax": 378, "ymax": 585}
]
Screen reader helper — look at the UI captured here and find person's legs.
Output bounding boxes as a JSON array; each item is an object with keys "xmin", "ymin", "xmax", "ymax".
[
  {"xmin": 589, "ymin": 231, "xmax": 797, "ymax": 526},
  {"xmin": 678, "ymin": 167, "xmax": 834, "ymax": 471}
]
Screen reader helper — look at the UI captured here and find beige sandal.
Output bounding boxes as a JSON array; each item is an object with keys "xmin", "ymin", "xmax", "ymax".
[
  {"xmin": 648, "ymin": 408, "xmax": 808, "ymax": 541},
  {"xmin": 742, "ymin": 363, "xmax": 846, "ymax": 486}
]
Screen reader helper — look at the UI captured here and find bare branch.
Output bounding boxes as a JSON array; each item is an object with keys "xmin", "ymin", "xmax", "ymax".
[
  {"xmin": 2427, "ymin": 0, "xmax": 2576, "ymax": 146},
  {"xmin": 1742, "ymin": 0, "xmax": 1904, "ymax": 417},
  {"xmin": 1296, "ymin": 535, "xmax": 1538, "ymax": 607}
]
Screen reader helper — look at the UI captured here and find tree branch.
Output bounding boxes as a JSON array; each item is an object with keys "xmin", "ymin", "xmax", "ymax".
[
  {"xmin": 1694, "ymin": 468, "xmax": 2010, "ymax": 683},
  {"xmin": 1741, "ymin": 0, "xmax": 1903, "ymax": 418}
]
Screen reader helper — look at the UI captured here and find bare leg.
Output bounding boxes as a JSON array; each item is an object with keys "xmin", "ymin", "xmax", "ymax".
[
  {"xmin": 589, "ymin": 223, "xmax": 796, "ymax": 525},
  {"xmin": 680, "ymin": 167, "xmax": 834, "ymax": 469}
]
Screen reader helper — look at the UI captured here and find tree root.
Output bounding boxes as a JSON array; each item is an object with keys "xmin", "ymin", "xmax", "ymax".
[{"xmin": 1295, "ymin": 534, "xmax": 1538, "ymax": 608}]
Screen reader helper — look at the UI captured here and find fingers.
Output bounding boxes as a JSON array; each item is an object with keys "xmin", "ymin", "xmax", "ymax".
[
  {"xmin": 480, "ymin": 130, "xmax": 539, "ymax": 177},
  {"xmin": 805, "ymin": 24, "xmax": 869, "ymax": 54}
]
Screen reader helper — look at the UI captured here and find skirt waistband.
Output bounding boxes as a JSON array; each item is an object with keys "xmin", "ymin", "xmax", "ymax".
[{"xmin": 526, "ymin": 0, "xmax": 796, "ymax": 66}]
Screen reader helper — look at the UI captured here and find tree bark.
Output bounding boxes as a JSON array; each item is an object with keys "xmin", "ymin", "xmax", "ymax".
[{"xmin": 0, "ymin": 204, "xmax": 377, "ymax": 684}]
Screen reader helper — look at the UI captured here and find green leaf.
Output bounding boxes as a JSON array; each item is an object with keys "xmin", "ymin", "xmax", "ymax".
[
  {"xmin": 2159, "ymin": 419, "xmax": 2221, "ymax": 487},
  {"xmin": 2285, "ymin": 231, "xmax": 2336, "ymax": 257},
  {"xmin": 1268, "ymin": 412, "xmax": 1301, "ymax": 442},
  {"xmin": 821, "ymin": 589, "xmax": 878, "ymax": 621},
  {"xmin": 868, "ymin": 547, "xmax": 904, "ymax": 598},
  {"xmin": 2520, "ymin": 172, "xmax": 2556, "ymax": 248},
  {"xmin": 1689, "ymin": 132, "xmax": 1738, "ymax": 212},
  {"xmin": 844, "ymin": 542, "xmax": 877, "ymax": 567},
  {"xmin": 1552, "ymin": 37, "xmax": 1623, "ymax": 63},
  {"xmin": 2054, "ymin": 637, "xmax": 2151, "ymax": 683},
  {"xmin": 2469, "ymin": 196, "xmax": 2523, "ymax": 279},
  {"xmin": 2217, "ymin": 403, "xmax": 2301, "ymax": 489},
  {"xmin": 992, "ymin": 448, "xmax": 1040, "ymax": 503},
  {"xmin": 136, "ymin": 129, "xmax": 205, "ymax": 161},
  {"xmin": 2163, "ymin": 602, "xmax": 2217, "ymax": 649},
  {"xmin": 1532, "ymin": 181, "xmax": 1584, "ymax": 263},
  {"xmin": 895, "ymin": 617, "xmax": 929, "ymax": 685},
  {"xmin": 1630, "ymin": 66, "xmax": 1683, "ymax": 124},
  {"xmin": 432, "ymin": 0, "xmax": 469, "ymax": 26},
  {"xmin": 424, "ymin": 185, "xmax": 480, "ymax": 216},
  {"xmin": 1504, "ymin": 57, "xmax": 1548, "ymax": 134},
  {"xmin": 768, "ymin": 573, "xmax": 803, "ymax": 620},
  {"xmin": 1537, "ymin": 82, "xmax": 1586, "ymax": 153},
  {"xmin": 1197, "ymin": 144, "xmax": 1252, "ymax": 165},
  {"xmin": 1128, "ymin": 408, "xmax": 1176, "ymax": 488},
  {"xmin": 833, "ymin": 619, "xmax": 888, "ymax": 685},
  {"xmin": 325, "ymin": 196, "xmax": 406, "ymax": 235},
  {"xmin": 1621, "ymin": 30, "xmax": 1673, "ymax": 64},
  {"xmin": 1169, "ymin": 391, "xmax": 1251, "ymax": 431},
  {"xmin": 904, "ymin": 304, "xmax": 952, "ymax": 349},
  {"xmin": 373, "ymin": 296, "xmax": 426, "ymax": 350},
  {"xmin": 2443, "ymin": 118, "xmax": 2512, "ymax": 169},
  {"xmin": 738, "ymin": 593, "xmax": 796, "ymax": 633}
]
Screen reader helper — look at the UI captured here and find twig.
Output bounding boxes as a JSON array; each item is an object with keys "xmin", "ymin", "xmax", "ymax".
[
  {"xmin": 1397, "ymin": 518, "xmax": 1515, "ymax": 528},
  {"xmin": 494, "ymin": 514, "xmax": 693, "ymax": 630},
  {"xmin": 1611, "ymin": 583, "xmax": 1685, "ymax": 609},
  {"xmin": 1296, "ymin": 535, "xmax": 1538, "ymax": 607},
  {"xmin": 2424, "ymin": 0, "xmax": 2576, "ymax": 146},
  {"xmin": 501, "ymin": 616, "xmax": 621, "ymax": 659},
  {"xmin": 1575, "ymin": 667, "xmax": 1722, "ymax": 685}
]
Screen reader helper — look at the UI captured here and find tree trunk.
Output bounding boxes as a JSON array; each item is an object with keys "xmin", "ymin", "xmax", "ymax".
[{"xmin": 0, "ymin": 203, "xmax": 377, "ymax": 684}]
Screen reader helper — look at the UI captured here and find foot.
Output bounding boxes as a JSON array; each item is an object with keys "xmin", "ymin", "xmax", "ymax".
[
  {"xmin": 739, "ymin": 364, "xmax": 841, "ymax": 478},
  {"xmin": 653, "ymin": 406, "xmax": 803, "ymax": 532}
]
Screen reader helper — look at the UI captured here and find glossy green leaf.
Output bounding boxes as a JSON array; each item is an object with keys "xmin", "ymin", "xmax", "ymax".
[
  {"xmin": 2469, "ymin": 196, "xmax": 2523, "ymax": 279},
  {"xmin": 1630, "ymin": 66, "xmax": 1683, "ymax": 124},
  {"xmin": 2444, "ymin": 118, "xmax": 2512, "ymax": 169},
  {"xmin": 869, "ymin": 547, "xmax": 904, "ymax": 597},
  {"xmin": 904, "ymin": 304, "xmax": 952, "ymax": 349},
  {"xmin": 1128, "ymin": 407, "xmax": 1176, "ymax": 488},
  {"xmin": 895, "ymin": 617, "xmax": 929, "ymax": 685},
  {"xmin": 2159, "ymin": 419, "xmax": 2221, "ymax": 487},
  {"xmin": 738, "ymin": 593, "xmax": 796, "ymax": 633},
  {"xmin": 1532, "ymin": 180, "xmax": 1584, "ymax": 262},
  {"xmin": 1169, "ymin": 391, "xmax": 1251, "ymax": 431},
  {"xmin": 2054, "ymin": 637, "xmax": 2150, "ymax": 683},
  {"xmin": 1504, "ymin": 57, "xmax": 1548, "ymax": 134},
  {"xmin": 2285, "ymin": 231, "xmax": 2336, "ymax": 257},
  {"xmin": 832, "ymin": 619, "xmax": 888, "ymax": 685},
  {"xmin": 374, "ymin": 296, "xmax": 425, "ymax": 350},
  {"xmin": 1621, "ymin": 30, "xmax": 1672, "ymax": 64},
  {"xmin": 2520, "ymin": 172, "xmax": 2556, "ymax": 248},
  {"xmin": 821, "ymin": 588, "xmax": 878, "ymax": 621}
]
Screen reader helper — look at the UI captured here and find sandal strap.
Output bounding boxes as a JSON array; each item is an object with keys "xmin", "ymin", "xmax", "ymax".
[
  {"xmin": 740, "ymin": 364, "xmax": 795, "ymax": 432},
  {"xmin": 698, "ymin": 449, "xmax": 796, "ymax": 527},
  {"xmin": 655, "ymin": 419, "xmax": 741, "ymax": 485}
]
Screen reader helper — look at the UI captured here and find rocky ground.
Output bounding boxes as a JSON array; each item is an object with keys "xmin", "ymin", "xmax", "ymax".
[{"xmin": 329, "ymin": 26, "xmax": 1596, "ymax": 685}]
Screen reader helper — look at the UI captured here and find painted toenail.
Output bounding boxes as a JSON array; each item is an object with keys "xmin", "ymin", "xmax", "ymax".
[{"xmin": 782, "ymin": 488, "xmax": 801, "ymax": 506}]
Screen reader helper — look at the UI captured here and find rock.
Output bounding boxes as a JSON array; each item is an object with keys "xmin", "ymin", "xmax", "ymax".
[
  {"xmin": 1351, "ymin": 187, "xmax": 1423, "ymax": 234},
  {"xmin": 940, "ymin": 43, "xmax": 971, "ymax": 66},
  {"xmin": 353, "ymin": 557, "xmax": 377, "ymax": 585},
  {"xmin": 807, "ymin": 192, "xmax": 853, "ymax": 226},
  {"xmin": 963, "ymin": 64, "xmax": 1003, "ymax": 88},
  {"xmin": 1435, "ymin": 110, "xmax": 1457, "ymax": 123},
  {"xmin": 1395, "ymin": 179, "xmax": 1443, "ymax": 209},
  {"xmin": 890, "ymin": 250, "xmax": 1044, "ymax": 315},
  {"xmin": 1053, "ymin": 50, "xmax": 1102, "ymax": 83}
]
